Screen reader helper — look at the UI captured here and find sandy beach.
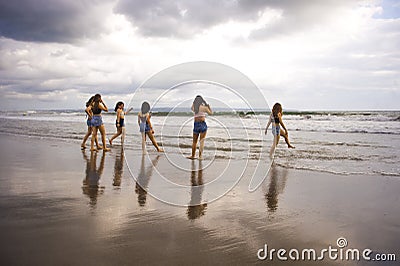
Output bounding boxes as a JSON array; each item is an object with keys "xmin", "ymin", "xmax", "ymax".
[{"xmin": 0, "ymin": 133, "xmax": 399, "ymax": 265}]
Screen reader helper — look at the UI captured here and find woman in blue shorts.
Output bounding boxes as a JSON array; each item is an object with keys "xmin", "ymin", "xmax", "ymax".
[
  {"xmin": 81, "ymin": 95, "xmax": 101, "ymax": 150},
  {"xmin": 86, "ymin": 94, "xmax": 110, "ymax": 152},
  {"xmin": 138, "ymin": 101, "xmax": 163, "ymax": 154},
  {"xmin": 265, "ymin": 103, "xmax": 295, "ymax": 156},
  {"xmin": 189, "ymin": 95, "xmax": 212, "ymax": 160}
]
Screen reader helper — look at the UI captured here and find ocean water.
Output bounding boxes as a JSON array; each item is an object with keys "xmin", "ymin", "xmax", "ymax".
[{"xmin": 0, "ymin": 109, "xmax": 399, "ymax": 177}]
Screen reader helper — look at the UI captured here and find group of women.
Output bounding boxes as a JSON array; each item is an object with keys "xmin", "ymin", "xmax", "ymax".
[
  {"xmin": 81, "ymin": 94, "xmax": 294, "ymax": 158},
  {"xmin": 81, "ymin": 94, "xmax": 110, "ymax": 152},
  {"xmin": 79, "ymin": 94, "xmax": 172, "ymax": 153}
]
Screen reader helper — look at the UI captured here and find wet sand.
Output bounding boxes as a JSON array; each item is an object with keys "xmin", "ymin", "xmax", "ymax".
[{"xmin": 0, "ymin": 134, "xmax": 399, "ymax": 265}]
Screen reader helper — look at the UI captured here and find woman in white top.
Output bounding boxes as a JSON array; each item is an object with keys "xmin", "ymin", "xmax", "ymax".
[{"xmin": 189, "ymin": 95, "xmax": 212, "ymax": 160}]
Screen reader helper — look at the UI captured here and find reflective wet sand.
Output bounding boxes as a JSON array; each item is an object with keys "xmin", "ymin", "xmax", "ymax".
[{"xmin": 0, "ymin": 134, "xmax": 399, "ymax": 265}]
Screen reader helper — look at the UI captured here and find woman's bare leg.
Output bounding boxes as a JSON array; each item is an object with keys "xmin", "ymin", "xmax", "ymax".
[
  {"xmin": 280, "ymin": 131, "xmax": 295, "ymax": 148},
  {"xmin": 84, "ymin": 126, "xmax": 101, "ymax": 149},
  {"xmin": 99, "ymin": 125, "xmax": 110, "ymax": 151},
  {"xmin": 81, "ymin": 127, "xmax": 92, "ymax": 148},
  {"xmin": 95, "ymin": 134, "xmax": 101, "ymax": 150},
  {"xmin": 190, "ymin": 133, "xmax": 200, "ymax": 158},
  {"xmin": 147, "ymin": 131, "xmax": 163, "ymax": 152},
  {"xmin": 121, "ymin": 127, "xmax": 126, "ymax": 146},
  {"xmin": 141, "ymin": 132, "xmax": 146, "ymax": 154},
  {"xmin": 109, "ymin": 127, "xmax": 122, "ymax": 146},
  {"xmin": 198, "ymin": 131, "xmax": 207, "ymax": 160},
  {"xmin": 91, "ymin": 127, "xmax": 98, "ymax": 151},
  {"xmin": 270, "ymin": 135, "xmax": 280, "ymax": 158}
]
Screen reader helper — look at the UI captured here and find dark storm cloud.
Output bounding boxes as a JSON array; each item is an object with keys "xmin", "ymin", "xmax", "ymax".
[
  {"xmin": 114, "ymin": 0, "xmax": 355, "ymax": 38},
  {"xmin": 0, "ymin": 0, "xmax": 113, "ymax": 43},
  {"xmin": 114, "ymin": 0, "xmax": 251, "ymax": 38},
  {"xmin": 0, "ymin": 0, "xmax": 361, "ymax": 41}
]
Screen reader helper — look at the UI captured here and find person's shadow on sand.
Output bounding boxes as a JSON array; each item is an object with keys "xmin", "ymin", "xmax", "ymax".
[
  {"xmin": 112, "ymin": 146, "xmax": 124, "ymax": 188},
  {"xmin": 187, "ymin": 160, "xmax": 207, "ymax": 220},
  {"xmin": 264, "ymin": 163, "xmax": 288, "ymax": 213},
  {"xmin": 82, "ymin": 150, "xmax": 106, "ymax": 209},
  {"xmin": 135, "ymin": 155, "xmax": 160, "ymax": 206}
]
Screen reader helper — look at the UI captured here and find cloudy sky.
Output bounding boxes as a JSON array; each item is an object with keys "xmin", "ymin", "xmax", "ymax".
[{"xmin": 0, "ymin": 0, "xmax": 399, "ymax": 110}]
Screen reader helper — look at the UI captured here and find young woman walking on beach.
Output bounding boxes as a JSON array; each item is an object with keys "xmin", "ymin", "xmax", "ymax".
[
  {"xmin": 109, "ymin": 101, "xmax": 133, "ymax": 146},
  {"xmin": 86, "ymin": 94, "xmax": 110, "ymax": 152},
  {"xmin": 138, "ymin": 101, "xmax": 163, "ymax": 153},
  {"xmin": 81, "ymin": 96, "xmax": 101, "ymax": 150},
  {"xmin": 189, "ymin": 95, "xmax": 212, "ymax": 160},
  {"xmin": 265, "ymin": 103, "xmax": 295, "ymax": 156}
]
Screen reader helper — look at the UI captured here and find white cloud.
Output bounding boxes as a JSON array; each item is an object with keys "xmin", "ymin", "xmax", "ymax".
[{"xmin": 0, "ymin": 0, "xmax": 399, "ymax": 110}]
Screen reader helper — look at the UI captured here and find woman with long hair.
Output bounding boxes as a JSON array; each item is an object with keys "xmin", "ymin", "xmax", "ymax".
[
  {"xmin": 86, "ymin": 94, "xmax": 110, "ymax": 152},
  {"xmin": 81, "ymin": 95, "xmax": 101, "ymax": 150},
  {"xmin": 189, "ymin": 95, "xmax": 212, "ymax": 160},
  {"xmin": 138, "ymin": 101, "xmax": 163, "ymax": 153},
  {"xmin": 109, "ymin": 101, "xmax": 132, "ymax": 146},
  {"xmin": 265, "ymin": 103, "xmax": 295, "ymax": 156}
]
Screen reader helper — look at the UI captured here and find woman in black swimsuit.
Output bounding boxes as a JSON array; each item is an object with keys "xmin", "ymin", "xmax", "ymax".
[
  {"xmin": 109, "ymin": 101, "xmax": 132, "ymax": 146},
  {"xmin": 81, "ymin": 95, "xmax": 101, "ymax": 150},
  {"xmin": 86, "ymin": 94, "xmax": 110, "ymax": 152}
]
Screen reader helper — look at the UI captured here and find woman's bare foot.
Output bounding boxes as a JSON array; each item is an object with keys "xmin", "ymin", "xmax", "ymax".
[
  {"xmin": 90, "ymin": 148, "xmax": 97, "ymax": 152},
  {"xmin": 109, "ymin": 138, "xmax": 112, "ymax": 146},
  {"xmin": 288, "ymin": 144, "xmax": 295, "ymax": 149},
  {"xmin": 157, "ymin": 148, "xmax": 164, "ymax": 152},
  {"xmin": 103, "ymin": 147, "xmax": 111, "ymax": 152},
  {"xmin": 96, "ymin": 145, "xmax": 103, "ymax": 150},
  {"xmin": 187, "ymin": 156, "xmax": 196, "ymax": 160}
]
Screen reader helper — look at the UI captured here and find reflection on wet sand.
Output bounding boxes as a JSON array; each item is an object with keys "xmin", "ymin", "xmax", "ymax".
[
  {"xmin": 187, "ymin": 160, "xmax": 207, "ymax": 220},
  {"xmin": 264, "ymin": 163, "xmax": 288, "ymax": 212},
  {"xmin": 135, "ymin": 155, "xmax": 160, "ymax": 206},
  {"xmin": 82, "ymin": 150, "xmax": 106, "ymax": 208},
  {"xmin": 112, "ymin": 146, "xmax": 124, "ymax": 188}
]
